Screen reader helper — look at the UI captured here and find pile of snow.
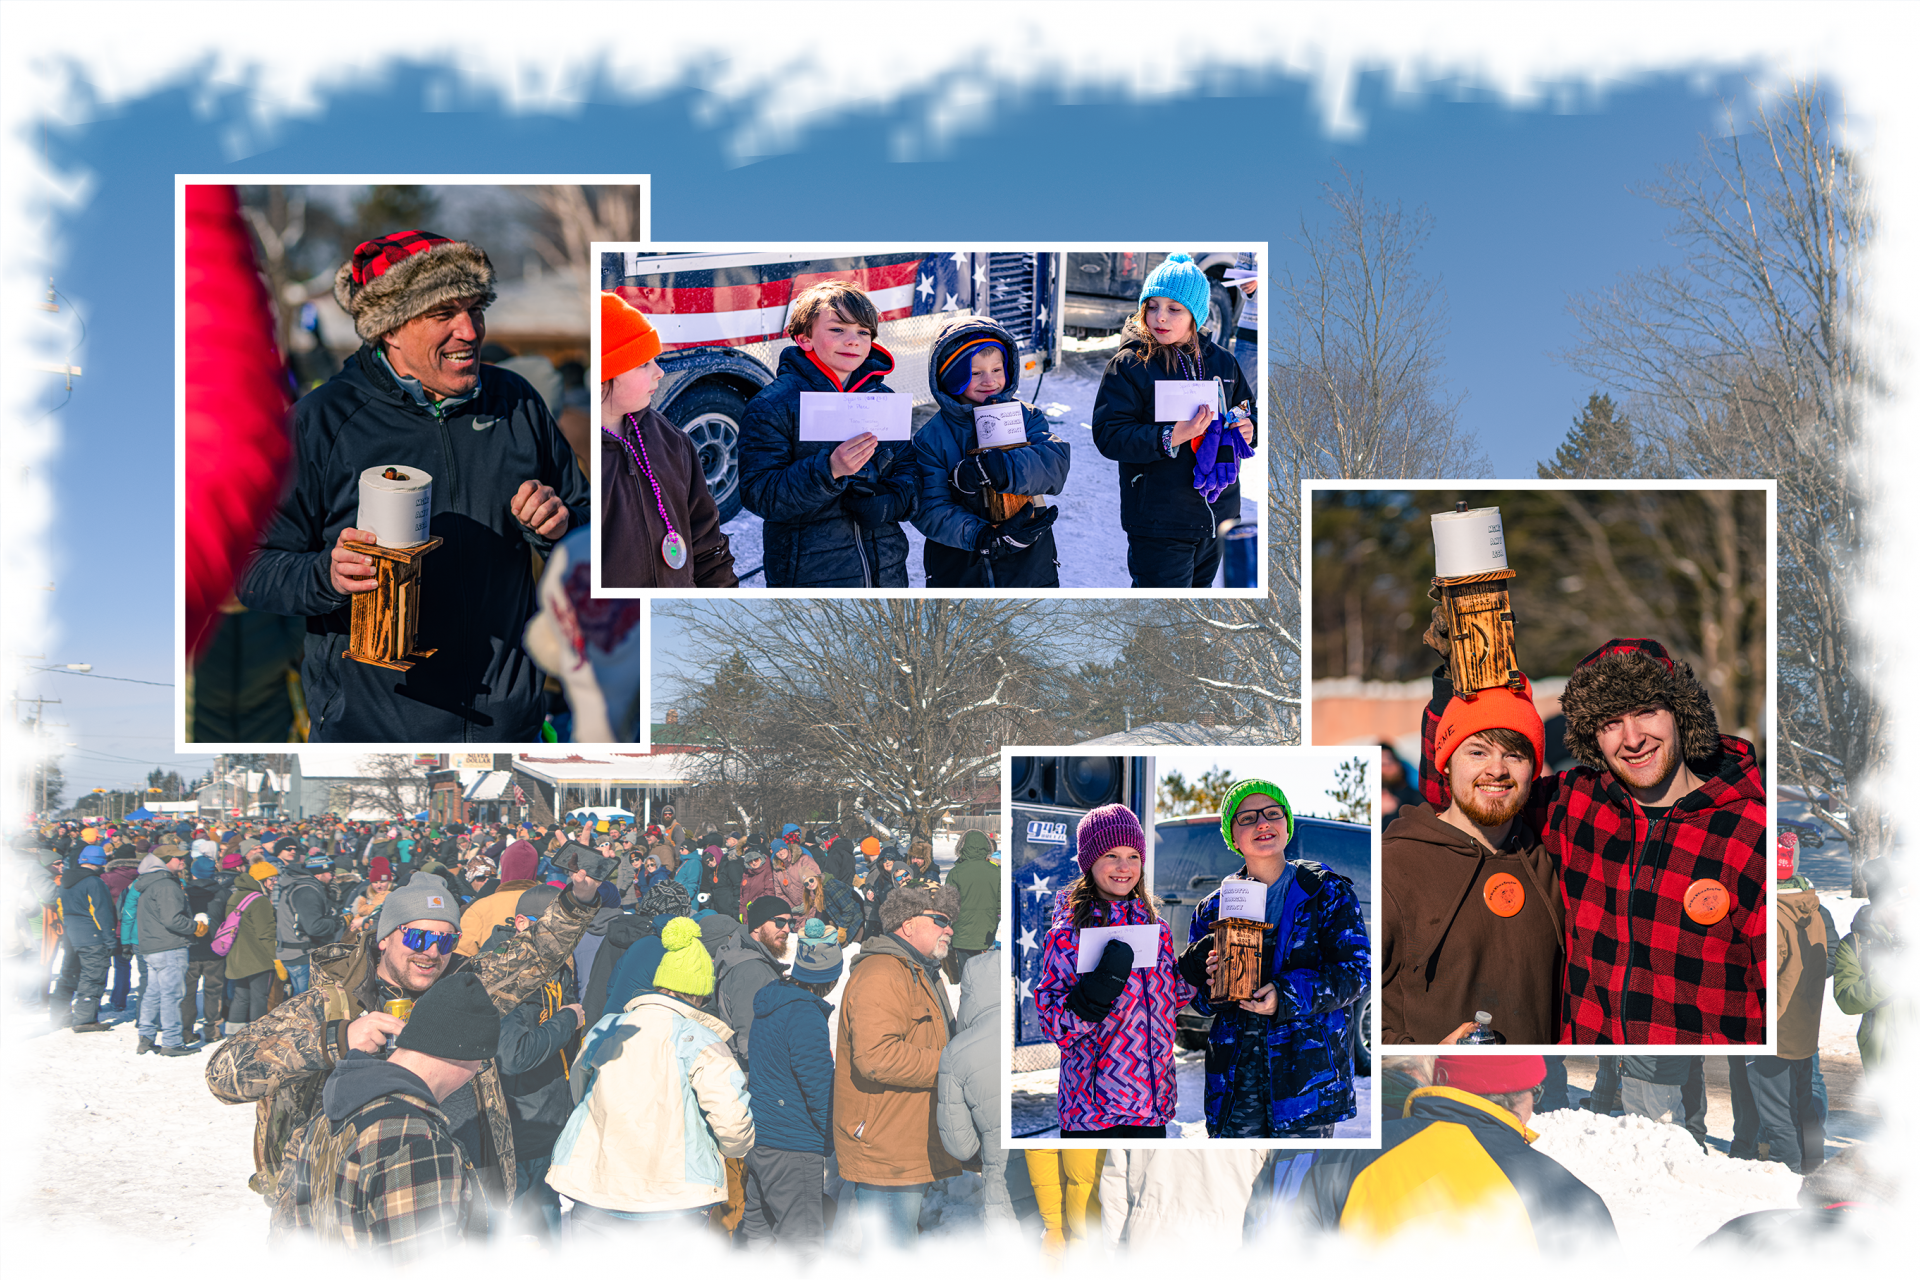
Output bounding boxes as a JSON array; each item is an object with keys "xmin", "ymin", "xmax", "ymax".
[{"xmin": 1530, "ymin": 1108, "xmax": 1801, "ymax": 1249}]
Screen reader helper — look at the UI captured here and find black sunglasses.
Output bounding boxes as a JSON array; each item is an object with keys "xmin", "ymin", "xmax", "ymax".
[
  {"xmin": 1233, "ymin": 806, "xmax": 1290, "ymax": 828},
  {"xmin": 922, "ymin": 912, "xmax": 954, "ymax": 929}
]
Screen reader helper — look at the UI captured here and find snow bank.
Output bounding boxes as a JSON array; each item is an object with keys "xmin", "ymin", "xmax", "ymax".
[{"xmin": 1529, "ymin": 1108, "xmax": 1801, "ymax": 1249}]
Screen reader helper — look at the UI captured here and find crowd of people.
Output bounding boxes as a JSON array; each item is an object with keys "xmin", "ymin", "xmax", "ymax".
[{"xmin": 13, "ymin": 808, "xmax": 1006, "ymax": 1255}]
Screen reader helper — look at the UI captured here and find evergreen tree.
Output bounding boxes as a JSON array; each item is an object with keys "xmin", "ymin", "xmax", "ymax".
[{"xmin": 1538, "ymin": 393, "xmax": 1638, "ymax": 479}]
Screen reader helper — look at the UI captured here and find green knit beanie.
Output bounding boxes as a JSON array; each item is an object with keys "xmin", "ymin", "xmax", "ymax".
[{"xmin": 1219, "ymin": 778, "xmax": 1293, "ymax": 853}]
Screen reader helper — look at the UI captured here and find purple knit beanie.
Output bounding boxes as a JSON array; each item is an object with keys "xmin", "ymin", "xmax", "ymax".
[{"xmin": 1076, "ymin": 803, "xmax": 1145, "ymax": 875}]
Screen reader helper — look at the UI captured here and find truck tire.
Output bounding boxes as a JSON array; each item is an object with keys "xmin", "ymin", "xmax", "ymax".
[
  {"xmin": 1202, "ymin": 279, "xmax": 1238, "ymax": 346},
  {"xmin": 667, "ymin": 384, "xmax": 747, "ymax": 524},
  {"xmin": 1354, "ymin": 990, "xmax": 1373, "ymax": 1076}
]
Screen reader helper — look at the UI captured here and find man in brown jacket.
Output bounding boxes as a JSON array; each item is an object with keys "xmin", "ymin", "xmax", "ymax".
[
  {"xmin": 1731, "ymin": 832, "xmax": 1828, "ymax": 1172},
  {"xmin": 1381, "ymin": 682, "xmax": 1561, "ymax": 1045},
  {"xmin": 833, "ymin": 881, "xmax": 962, "ymax": 1247}
]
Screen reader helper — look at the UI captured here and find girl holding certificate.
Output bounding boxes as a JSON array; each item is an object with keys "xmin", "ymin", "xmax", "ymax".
[
  {"xmin": 1033, "ymin": 804, "xmax": 1192, "ymax": 1137},
  {"xmin": 1090, "ymin": 254, "xmax": 1256, "ymax": 588}
]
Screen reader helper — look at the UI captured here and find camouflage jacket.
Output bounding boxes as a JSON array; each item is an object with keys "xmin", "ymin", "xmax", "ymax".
[
  {"xmin": 206, "ymin": 884, "xmax": 596, "ymax": 1207},
  {"xmin": 275, "ymin": 1091, "xmax": 482, "ymax": 1256}
]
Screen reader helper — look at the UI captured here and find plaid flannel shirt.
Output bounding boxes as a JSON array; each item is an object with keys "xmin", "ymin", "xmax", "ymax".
[
  {"xmin": 1423, "ymin": 702, "xmax": 1767, "ymax": 1044},
  {"xmin": 284, "ymin": 1094, "xmax": 482, "ymax": 1256}
]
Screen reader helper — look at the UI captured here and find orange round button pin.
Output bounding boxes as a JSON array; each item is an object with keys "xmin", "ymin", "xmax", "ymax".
[
  {"xmin": 1684, "ymin": 878, "xmax": 1730, "ymax": 926},
  {"xmin": 1484, "ymin": 872, "xmax": 1524, "ymax": 917}
]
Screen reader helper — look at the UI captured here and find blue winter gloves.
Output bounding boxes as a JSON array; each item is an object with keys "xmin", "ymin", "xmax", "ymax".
[
  {"xmin": 974, "ymin": 504, "xmax": 1058, "ymax": 558},
  {"xmin": 1192, "ymin": 408, "xmax": 1254, "ymax": 502},
  {"xmin": 1065, "ymin": 937, "xmax": 1134, "ymax": 1023}
]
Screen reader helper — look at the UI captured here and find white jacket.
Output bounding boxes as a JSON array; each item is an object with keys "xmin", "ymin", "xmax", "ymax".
[
  {"xmin": 1100, "ymin": 1147, "xmax": 1267, "ymax": 1252},
  {"xmin": 546, "ymin": 991, "xmax": 755, "ymax": 1213}
]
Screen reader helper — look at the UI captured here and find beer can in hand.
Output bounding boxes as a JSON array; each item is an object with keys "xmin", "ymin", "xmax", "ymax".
[{"xmin": 383, "ymin": 998, "xmax": 415, "ymax": 1021}]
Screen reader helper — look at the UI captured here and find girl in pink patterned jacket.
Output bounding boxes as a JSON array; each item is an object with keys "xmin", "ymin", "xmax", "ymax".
[{"xmin": 1033, "ymin": 804, "xmax": 1194, "ymax": 1137}]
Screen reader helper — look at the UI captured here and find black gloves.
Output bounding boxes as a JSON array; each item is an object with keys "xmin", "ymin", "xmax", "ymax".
[
  {"xmin": 951, "ymin": 449, "xmax": 1014, "ymax": 496},
  {"xmin": 1064, "ymin": 938, "xmax": 1133, "ymax": 1023},
  {"xmin": 974, "ymin": 504, "xmax": 1059, "ymax": 558},
  {"xmin": 1177, "ymin": 934, "xmax": 1214, "ymax": 989}
]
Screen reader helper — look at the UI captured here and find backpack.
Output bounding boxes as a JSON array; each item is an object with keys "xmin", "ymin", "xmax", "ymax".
[
  {"xmin": 119, "ymin": 883, "xmax": 143, "ymax": 946},
  {"xmin": 275, "ymin": 878, "xmax": 338, "ymax": 948},
  {"xmin": 212, "ymin": 891, "xmax": 263, "ymax": 957}
]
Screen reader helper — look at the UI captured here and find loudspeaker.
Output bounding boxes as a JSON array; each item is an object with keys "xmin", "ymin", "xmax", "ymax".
[{"xmin": 1010, "ymin": 756, "xmax": 1125, "ymax": 808}]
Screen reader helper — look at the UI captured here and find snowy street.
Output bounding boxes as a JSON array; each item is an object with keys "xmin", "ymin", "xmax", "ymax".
[{"xmin": 719, "ymin": 334, "xmax": 1257, "ymax": 589}]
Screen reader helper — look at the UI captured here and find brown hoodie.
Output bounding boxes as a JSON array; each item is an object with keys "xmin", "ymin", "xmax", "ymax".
[{"xmin": 1382, "ymin": 803, "xmax": 1563, "ymax": 1046}]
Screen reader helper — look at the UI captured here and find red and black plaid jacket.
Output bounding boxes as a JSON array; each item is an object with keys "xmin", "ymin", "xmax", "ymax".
[{"xmin": 1422, "ymin": 693, "xmax": 1767, "ymax": 1044}]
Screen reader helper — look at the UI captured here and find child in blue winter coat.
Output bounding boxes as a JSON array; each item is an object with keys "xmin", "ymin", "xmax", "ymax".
[
  {"xmin": 1090, "ymin": 253, "xmax": 1256, "ymax": 588},
  {"xmin": 739, "ymin": 281, "xmax": 917, "ymax": 587},
  {"xmin": 912, "ymin": 315, "xmax": 1071, "ymax": 588},
  {"xmin": 1033, "ymin": 804, "xmax": 1191, "ymax": 1137}
]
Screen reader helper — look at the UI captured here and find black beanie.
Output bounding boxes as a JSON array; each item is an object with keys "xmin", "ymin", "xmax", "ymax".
[
  {"xmin": 394, "ymin": 971, "xmax": 499, "ymax": 1062},
  {"xmin": 747, "ymin": 896, "xmax": 792, "ymax": 930}
]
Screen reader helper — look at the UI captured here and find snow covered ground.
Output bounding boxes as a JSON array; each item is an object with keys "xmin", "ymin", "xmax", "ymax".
[
  {"xmin": 719, "ymin": 337, "xmax": 1256, "ymax": 589},
  {"xmin": 1529, "ymin": 1109, "xmax": 1801, "ymax": 1249}
]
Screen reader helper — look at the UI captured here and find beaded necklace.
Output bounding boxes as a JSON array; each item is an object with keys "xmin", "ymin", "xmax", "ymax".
[{"xmin": 606, "ymin": 413, "xmax": 687, "ymax": 570}]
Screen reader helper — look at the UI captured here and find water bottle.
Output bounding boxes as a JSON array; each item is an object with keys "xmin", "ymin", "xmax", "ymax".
[{"xmin": 1458, "ymin": 1010, "xmax": 1506, "ymax": 1045}]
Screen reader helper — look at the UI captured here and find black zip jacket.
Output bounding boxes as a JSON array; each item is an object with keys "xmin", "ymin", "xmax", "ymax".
[
  {"xmin": 238, "ymin": 347, "xmax": 589, "ymax": 741},
  {"xmin": 738, "ymin": 343, "xmax": 915, "ymax": 587},
  {"xmin": 1090, "ymin": 324, "xmax": 1252, "ymax": 540}
]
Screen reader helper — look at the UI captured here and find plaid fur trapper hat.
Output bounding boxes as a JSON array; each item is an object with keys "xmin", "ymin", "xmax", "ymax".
[
  {"xmin": 880, "ymin": 881, "xmax": 961, "ymax": 934},
  {"xmin": 1561, "ymin": 638, "xmax": 1721, "ymax": 770},
  {"xmin": 333, "ymin": 230, "xmax": 497, "ymax": 342}
]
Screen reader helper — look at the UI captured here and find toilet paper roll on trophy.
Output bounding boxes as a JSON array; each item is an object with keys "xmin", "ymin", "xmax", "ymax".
[
  {"xmin": 1429, "ymin": 502, "xmax": 1523, "ymax": 696},
  {"xmin": 345, "ymin": 466, "xmax": 442, "ymax": 671}
]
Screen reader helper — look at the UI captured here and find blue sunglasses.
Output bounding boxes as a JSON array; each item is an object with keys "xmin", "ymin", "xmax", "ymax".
[{"xmin": 399, "ymin": 927, "xmax": 458, "ymax": 955}]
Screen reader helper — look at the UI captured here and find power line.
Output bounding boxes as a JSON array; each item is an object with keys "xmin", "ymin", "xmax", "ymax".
[{"xmin": 31, "ymin": 667, "xmax": 173, "ymax": 687}]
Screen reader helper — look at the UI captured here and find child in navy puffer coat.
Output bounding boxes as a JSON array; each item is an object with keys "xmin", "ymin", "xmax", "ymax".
[
  {"xmin": 1033, "ymin": 804, "xmax": 1191, "ymax": 1136},
  {"xmin": 912, "ymin": 315, "xmax": 1070, "ymax": 587},
  {"xmin": 1090, "ymin": 253, "xmax": 1255, "ymax": 588}
]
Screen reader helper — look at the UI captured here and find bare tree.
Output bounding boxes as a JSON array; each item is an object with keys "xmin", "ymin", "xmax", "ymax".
[
  {"xmin": 339, "ymin": 755, "xmax": 430, "ymax": 821},
  {"xmin": 523, "ymin": 185, "xmax": 645, "ymax": 272},
  {"xmin": 1269, "ymin": 169, "xmax": 1490, "ymax": 484},
  {"xmin": 661, "ymin": 600, "xmax": 1053, "ymax": 841},
  {"xmin": 1565, "ymin": 81, "xmax": 1884, "ymax": 888}
]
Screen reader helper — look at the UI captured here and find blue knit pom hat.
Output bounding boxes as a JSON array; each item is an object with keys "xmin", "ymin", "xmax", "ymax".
[{"xmin": 1139, "ymin": 253, "xmax": 1210, "ymax": 329}]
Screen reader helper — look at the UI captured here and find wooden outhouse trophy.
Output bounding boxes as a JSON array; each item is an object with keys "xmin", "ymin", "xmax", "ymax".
[
  {"xmin": 346, "ymin": 466, "xmax": 440, "ymax": 672},
  {"xmin": 1430, "ymin": 502, "xmax": 1523, "ymax": 696},
  {"xmin": 970, "ymin": 401, "xmax": 1039, "ymax": 524},
  {"xmin": 1209, "ymin": 879, "xmax": 1268, "ymax": 1002}
]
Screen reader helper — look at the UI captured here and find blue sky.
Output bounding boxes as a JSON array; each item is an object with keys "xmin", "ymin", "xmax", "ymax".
[{"xmin": 13, "ymin": 61, "xmax": 1785, "ymax": 788}]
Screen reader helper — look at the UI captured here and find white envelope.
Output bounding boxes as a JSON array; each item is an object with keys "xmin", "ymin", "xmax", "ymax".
[
  {"xmin": 1216, "ymin": 878, "xmax": 1267, "ymax": 923},
  {"xmin": 1152, "ymin": 379, "xmax": 1223, "ymax": 423},
  {"xmin": 797, "ymin": 391, "xmax": 914, "ymax": 442},
  {"xmin": 972, "ymin": 402, "xmax": 1027, "ymax": 449},
  {"xmin": 1075, "ymin": 923, "xmax": 1164, "ymax": 972}
]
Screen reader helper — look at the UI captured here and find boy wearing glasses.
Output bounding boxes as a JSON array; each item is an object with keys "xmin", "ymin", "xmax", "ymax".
[
  {"xmin": 1177, "ymin": 780, "xmax": 1369, "ymax": 1139},
  {"xmin": 208, "ymin": 852, "xmax": 615, "ymax": 1216}
]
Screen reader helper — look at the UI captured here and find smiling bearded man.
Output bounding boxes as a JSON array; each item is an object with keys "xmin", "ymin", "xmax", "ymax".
[
  {"xmin": 1418, "ymin": 633, "xmax": 1767, "ymax": 1045},
  {"xmin": 1381, "ymin": 680, "xmax": 1563, "ymax": 1046},
  {"xmin": 237, "ymin": 229, "xmax": 588, "ymax": 742}
]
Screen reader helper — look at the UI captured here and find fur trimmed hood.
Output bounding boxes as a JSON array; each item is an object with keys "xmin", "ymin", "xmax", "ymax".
[
  {"xmin": 332, "ymin": 238, "xmax": 497, "ymax": 342},
  {"xmin": 1560, "ymin": 638, "xmax": 1721, "ymax": 770}
]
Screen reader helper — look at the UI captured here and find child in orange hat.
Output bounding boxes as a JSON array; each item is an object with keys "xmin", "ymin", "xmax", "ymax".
[{"xmin": 599, "ymin": 291, "xmax": 738, "ymax": 588}]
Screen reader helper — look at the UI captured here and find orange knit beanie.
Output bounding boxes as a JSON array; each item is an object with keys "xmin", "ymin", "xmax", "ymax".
[
  {"xmin": 1433, "ymin": 676, "xmax": 1547, "ymax": 777},
  {"xmin": 601, "ymin": 291, "xmax": 662, "ymax": 382}
]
